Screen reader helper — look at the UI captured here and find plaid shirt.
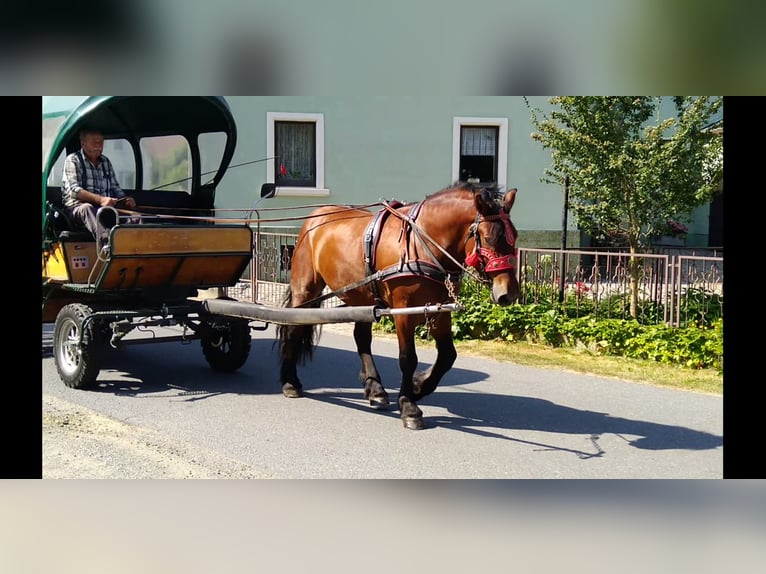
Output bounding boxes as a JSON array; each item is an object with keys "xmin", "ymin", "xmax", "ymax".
[{"xmin": 62, "ymin": 149, "xmax": 125, "ymax": 208}]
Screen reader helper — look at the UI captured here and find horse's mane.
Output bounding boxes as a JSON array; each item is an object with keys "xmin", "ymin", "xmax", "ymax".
[{"xmin": 426, "ymin": 181, "xmax": 504, "ymax": 202}]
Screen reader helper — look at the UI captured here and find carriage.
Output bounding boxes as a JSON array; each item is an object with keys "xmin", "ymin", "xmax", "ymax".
[{"xmin": 42, "ymin": 96, "xmax": 519, "ymax": 429}]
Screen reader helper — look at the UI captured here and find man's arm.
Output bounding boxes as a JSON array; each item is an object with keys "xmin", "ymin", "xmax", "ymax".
[
  {"xmin": 76, "ymin": 188, "xmax": 116, "ymax": 207},
  {"xmin": 103, "ymin": 156, "xmax": 124, "ymax": 197},
  {"xmin": 62, "ymin": 153, "xmax": 133, "ymax": 208},
  {"xmin": 61, "ymin": 153, "xmax": 85, "ymax": 207},
  {"xmin": 103, "ymin": 156, "xmax": 136, "ymax": 208}
]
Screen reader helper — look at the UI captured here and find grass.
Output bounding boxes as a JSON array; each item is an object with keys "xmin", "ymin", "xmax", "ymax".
[{"xmin": 371, "ymin": 328, "xmax": 723, "ymax": 396}]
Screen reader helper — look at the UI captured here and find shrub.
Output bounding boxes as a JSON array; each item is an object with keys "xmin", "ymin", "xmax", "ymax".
[
  {"xmin": 679, "ymin": 288, "xmax": 723, "ymax": 327},
  {"xmin": 374, "ymin": 280, "xmax": 723, "ymax": 371}
]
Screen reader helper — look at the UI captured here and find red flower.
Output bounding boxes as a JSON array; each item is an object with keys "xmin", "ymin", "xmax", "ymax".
[
  {"xmin": 666, "ymin": 220, "xmax": 688, "ymax": 236},
  {"xmin": 279, "ymin": 163, "xmax": 287, "ymax": 176}
]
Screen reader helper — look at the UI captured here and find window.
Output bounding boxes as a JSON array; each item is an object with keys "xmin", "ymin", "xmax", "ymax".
[
  {"xmin": 452, "ymin": 117, "xmax": 508, "ymax": 189},
  {"xmin": 46, "ymin": 150, "xmax": 66, "ymax": 187},
  {"xmin": 267, "ymin": 112, "xmax": 328, "ymax": 197},
  {"xmin": 459, "ymin": 126, "xmax": 498, "ymax": 184},
  {"xmin": 103, "ymin": 139, "xmax": 136, "ymax": 189},
  {"xmin": 117, "ymin": 170, "xmax": 136, "ymax": 189},
  {"xmin": 43, "ymin": 114, "xmax": 66, "ymax": 174},
  {"xmin": 276, "ymin": 121, "xmax": 316, "ymax": 187},
  {"xmin": 198, "ymin": 132, "xmax": 227, "ymax": 185},
  {"xmin": 140, "ymin": 135, "xmax": 191, "ymax": 193}
]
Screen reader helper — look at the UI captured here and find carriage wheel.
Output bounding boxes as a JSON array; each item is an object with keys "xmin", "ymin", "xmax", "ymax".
[
  {"xmin": 201, "ymin": 319, "xmax": 252, "ymax": 372},
  {"xmin": 53, "ymin": 303, "xmax": 105, "ymax": 389}
]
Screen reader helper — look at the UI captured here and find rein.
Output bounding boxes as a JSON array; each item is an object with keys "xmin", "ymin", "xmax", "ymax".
[
  {"xmin": 292, "ymin": 199, "xmax": 480, "ymax": 309},
  {"xmin": 380, "ymin": 201, "xmax": 480, "ymax": 281},
  {"xmin": 295, "ymin": 194, "xmax": 518, "ymax": 308},
  {"xmin": 125, "ymin": 194, "xmax": 515, "ymax": 309}
]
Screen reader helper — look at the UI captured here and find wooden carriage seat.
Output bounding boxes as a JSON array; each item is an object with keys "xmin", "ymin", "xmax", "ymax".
[{"xmin": 45, "ymin": 187, "xmax": 93, "ymax": 242}]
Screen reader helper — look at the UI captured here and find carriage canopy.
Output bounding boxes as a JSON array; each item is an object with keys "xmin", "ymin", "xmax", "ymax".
[{"xmin": 42, "ymin": 96, "xmax": 238, "ymax": 232}]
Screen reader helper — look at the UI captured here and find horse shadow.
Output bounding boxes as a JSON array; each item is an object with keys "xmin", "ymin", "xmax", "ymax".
[
  {"xmin": 43, "ymin": 325, "xmax": 722, "ymax": 455},
  {"xmin": 300, "ymin": 343, "xmax": 723, "ymax": 455}
]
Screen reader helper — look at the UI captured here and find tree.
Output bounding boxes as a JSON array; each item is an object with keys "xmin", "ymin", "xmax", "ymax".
[{"xmin": 528, "ymin": 96, "xmax": 723, "ymax": 318}]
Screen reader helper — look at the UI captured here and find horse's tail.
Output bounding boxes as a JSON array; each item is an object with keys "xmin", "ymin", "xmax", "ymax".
[{"xmin": 276, "ymin": 285, "xmax": 321, "ymax": 364}]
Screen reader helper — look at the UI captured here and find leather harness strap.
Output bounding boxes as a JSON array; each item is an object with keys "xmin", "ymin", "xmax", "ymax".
[
  {"xmin": 363, "ymin": 200, "xmax": 403, "ymax": 277},
  {"xmin": 364, "ymin": 199, "xmax": 462, "ymax": 304},
  {"xmin": 297, "ymin": 196, "xmax": 513, "ymax": 309}
]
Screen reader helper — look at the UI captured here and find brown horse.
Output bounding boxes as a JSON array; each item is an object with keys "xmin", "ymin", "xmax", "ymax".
[{"xmin": 277, "ymin": 183, "xmax": 520, "ymax": 429}]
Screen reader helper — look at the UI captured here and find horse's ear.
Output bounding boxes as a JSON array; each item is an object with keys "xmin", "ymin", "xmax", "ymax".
[
  {"xmin": 503, "ymin": 188, "xmax": 518, "ymax": 212},
  {"xmin": 474, "ymin": 188, "xmax": 496, "ymax": 216}
]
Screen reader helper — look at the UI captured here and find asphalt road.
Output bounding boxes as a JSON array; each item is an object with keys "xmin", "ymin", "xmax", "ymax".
[{"xmin": 42, "ymin": 321, "xmax": 723, "ymax": 478}]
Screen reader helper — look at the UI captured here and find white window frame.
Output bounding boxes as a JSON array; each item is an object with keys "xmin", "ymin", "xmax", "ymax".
[
  {"xmin": 452, "ymin": 117, "xmax": 508, "ymax": 190},
  {"xmin": 266, "ymin": 112, "xmax": 328, "ymax": 197}
]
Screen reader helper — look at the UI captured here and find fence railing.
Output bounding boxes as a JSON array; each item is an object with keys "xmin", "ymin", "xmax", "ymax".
[
  {"xmin": 516, "ymin": 248, "xmax": 723, "ymax": 327},
  {"xmin": 226, "ymin": 229, "xmax": 723, "ymax": 327}
]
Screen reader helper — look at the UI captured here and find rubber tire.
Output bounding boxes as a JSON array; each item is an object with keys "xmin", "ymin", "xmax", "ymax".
[
  {"xmin": 201, "ymin": 319, "xmax": 251, "ymax": 372},
  {"xmin": 53, "ymin": 303, "xmax": 105, "ymax": 389}
]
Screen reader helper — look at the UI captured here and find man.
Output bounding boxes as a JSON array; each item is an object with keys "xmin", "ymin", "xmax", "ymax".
[{"xmin": 62, "ymin": 127, "xmax": 137, "ymax": 248}]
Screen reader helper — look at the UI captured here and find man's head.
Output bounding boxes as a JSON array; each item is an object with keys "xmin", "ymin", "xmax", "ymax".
[{"xmin": 79, "ymin": 127, "xmax": 105, "ymax": 162}]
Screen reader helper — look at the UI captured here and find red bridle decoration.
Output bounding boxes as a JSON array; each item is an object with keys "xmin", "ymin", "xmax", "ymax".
[{"xmin": 464, "ymin": 211, "xmax": 517, "ymax": 273}]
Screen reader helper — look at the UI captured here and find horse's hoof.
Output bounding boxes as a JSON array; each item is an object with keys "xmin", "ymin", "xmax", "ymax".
[
  {"xmin": 369, "ymin": 397, "xmax": 390, "ymax": 410},
  {"xmin": 282, "ymin": 383, "xmax": 303, "ymax": 398},
  {"xmin": 402, "ymin": 416, "xmax": 426, "ymax": 430}
]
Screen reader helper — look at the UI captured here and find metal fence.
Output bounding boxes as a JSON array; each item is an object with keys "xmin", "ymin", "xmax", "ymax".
[
  {"xmin": 516, "ymin": 248, "xmax": 723, "ymax": 327},
  {"xmin": 226, "ymin": 229, "xmax": 346, "ymax": 309},
  {"xmin": 226, "ymin": 229, "xmax": 723, "ymax": 327}
]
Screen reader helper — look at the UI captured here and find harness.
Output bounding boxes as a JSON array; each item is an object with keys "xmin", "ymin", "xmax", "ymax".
[
  {"xmin": 297, "ymin": 196, "xmax": 516, "ymax": 308},
  {"xmin": 361, "ymin": 200, "xmax": 457, "ymax": 302}
]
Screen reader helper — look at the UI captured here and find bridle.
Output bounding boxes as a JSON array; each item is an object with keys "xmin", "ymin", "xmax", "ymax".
[{"xmin": 464, "ymin": 210, "xmax": 517, "ymax": 275}]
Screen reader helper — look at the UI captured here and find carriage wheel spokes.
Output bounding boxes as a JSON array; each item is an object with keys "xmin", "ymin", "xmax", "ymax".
[
  {"xmin": 201, "ymin": 318, "xmax": 252, "ymax": 372},
  {"xmin": 53, "ymin": 303, "xmax": 105, "ymax": 389}
]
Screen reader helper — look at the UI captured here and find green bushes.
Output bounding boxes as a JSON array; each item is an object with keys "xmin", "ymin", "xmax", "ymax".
[{"xmin": 374, "ymin": 278, "xmax": 723, "ymax": 371}]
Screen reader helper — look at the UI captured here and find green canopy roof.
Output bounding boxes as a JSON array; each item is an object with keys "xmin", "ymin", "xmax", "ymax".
[{"xmin": 42, "ymin": 96, "xmax": 237, "ymax": 182}]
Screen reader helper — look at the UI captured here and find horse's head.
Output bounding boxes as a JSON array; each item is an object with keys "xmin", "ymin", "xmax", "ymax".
[{"xmin": 465, "ymin": 187, "xmax": 520, "ymax": 306}]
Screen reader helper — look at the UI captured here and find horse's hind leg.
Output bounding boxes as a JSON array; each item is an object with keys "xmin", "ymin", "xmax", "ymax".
[
  {"xmin": 278, "ymin": 279, "xmax": 324, "ymax": 398},
  {"xmin": 278, "ymin": 323, "xmax": 311, "ymax": 398},
  {"xmin": 411, "ymin": 315, "xmax": 457, "ymax": 401},
  {"xmin": 353, "ymin": 322, "xmax": 389, "ymax": 409}
]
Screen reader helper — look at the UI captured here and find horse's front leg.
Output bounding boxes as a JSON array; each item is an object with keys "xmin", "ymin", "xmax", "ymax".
[
  {"xmin": 412, "ymin": 314, "xmax": 457, "ymax": 401},
  {"xmin": 353, "ymin": 322, "xmax": 389, "ymax": 409},
  {"xmin": 394, "ymin": 316, "xmax": 425, "ymax": 430}
]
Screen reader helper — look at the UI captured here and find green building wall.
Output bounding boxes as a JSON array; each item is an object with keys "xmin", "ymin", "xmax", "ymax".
[{"xmin": 218, "ymin": 96, "xmax": 719, "ymax": 248}]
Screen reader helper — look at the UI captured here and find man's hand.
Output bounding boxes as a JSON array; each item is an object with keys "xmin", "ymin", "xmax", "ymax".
[
  {"xmin": 98, "ymin": 196, "xmax": 136, "ymax": 209},
  {"xmin": 116, "ymin": 196, "xmax": 137, "ymax": 209}
]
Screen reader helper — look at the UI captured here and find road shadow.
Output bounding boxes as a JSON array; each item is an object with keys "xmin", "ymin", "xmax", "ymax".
[
  {"xmin": 302, "ymin": 345, "xmax": 722, "ymax": 455},
  {"xmin": 43, "ymin": 324, "xmax": 722, "ymax": 455},
  {"xmin": 42, "ymin": 324, "xmax": 54, "ymax": 359},
  {"xmin": 42, "ymin": 322, "xmax": 487, "ymax": 399},
  {"xmin": 307, "ymin": 387, "xmax": 722, "ymax": 456}
]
